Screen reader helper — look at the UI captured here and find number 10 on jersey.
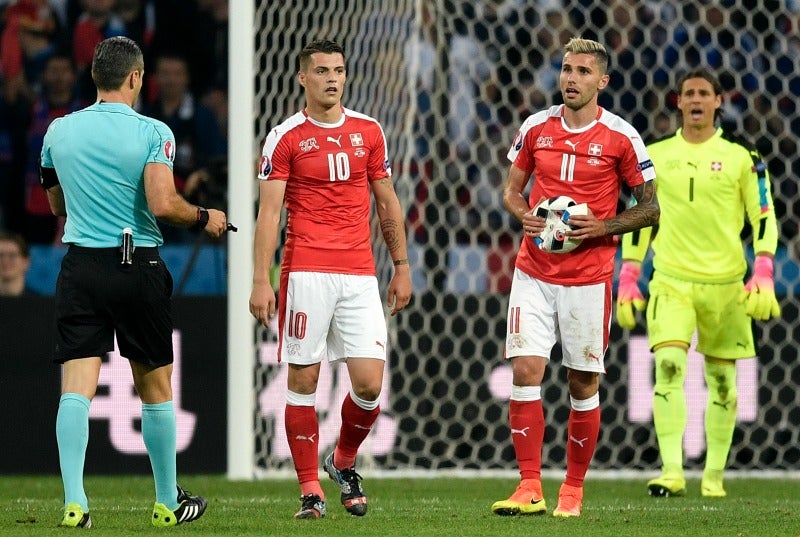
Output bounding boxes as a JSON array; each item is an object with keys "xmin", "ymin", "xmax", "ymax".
[{"xmin": 327, "ymin": 152, "xmax": 351, "ymax": 181}]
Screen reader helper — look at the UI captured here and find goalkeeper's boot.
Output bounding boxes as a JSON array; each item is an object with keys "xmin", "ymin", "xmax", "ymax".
[
  {"xmin": 491, "ymin": 479, "xmax": 547, "ymax": 516},
  {"xmin": 294, "ymin": 494, "xmax": 326, "ymax": 519},
  {"xmin": 647, "ymin": 473, "xmax": 686, "ymax": 497},
  {"xmin": 152, "ymin": 485, "xmax": 207, "ymax": 527},
  {"xmin": 323, "ymin": 452, "xmax": 367, "ymax": 516},
  {"xmin": 553, "ymin": 483, "xmax": 583, "ymax": 518},
  {"xmin": 701, "ymin": 470, "xmax": 727, "ymax": 498},
  {"xmin": 59, "ymin": 503, "xmax": 92, "ymax": 528}
]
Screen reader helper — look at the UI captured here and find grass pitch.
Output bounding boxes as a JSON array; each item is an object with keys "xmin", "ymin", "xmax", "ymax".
[{"xmin": 2, "ymin": 475, "xmax": 798, "ymax": 536}]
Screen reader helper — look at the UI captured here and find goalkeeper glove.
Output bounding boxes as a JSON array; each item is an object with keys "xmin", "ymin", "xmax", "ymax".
[
  {"xmin": 740, "ymin": 255, "xmax": 781, "ymax": 321},
  {"xmin": 616, "ymin": 261, "xmax": 646, "ymax": 329}
]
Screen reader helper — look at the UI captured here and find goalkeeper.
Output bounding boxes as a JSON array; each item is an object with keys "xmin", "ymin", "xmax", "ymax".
[{"xmin": 616, "ymin": 68, "xmax": 780, "ymax": 498}]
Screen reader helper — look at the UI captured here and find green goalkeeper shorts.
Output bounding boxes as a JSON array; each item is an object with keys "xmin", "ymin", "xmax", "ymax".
[{"xmin": 645, "ymin": 271, "xmax": 755, "ymax": 360}]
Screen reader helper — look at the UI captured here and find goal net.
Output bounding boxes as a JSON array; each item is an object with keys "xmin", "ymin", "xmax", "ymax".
[{"xmin": 244, "ymin": 0, "xmax": 800, "ymax": 476}]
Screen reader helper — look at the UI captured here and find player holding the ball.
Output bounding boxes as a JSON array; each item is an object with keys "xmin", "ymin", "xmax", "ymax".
[
  {"xmin": 492, "ymin": 37, "xmax": 659, "ymax": 518},
  {"xmin": 617, "ymin": 69, "xmax": 780, "ymax": 499}
]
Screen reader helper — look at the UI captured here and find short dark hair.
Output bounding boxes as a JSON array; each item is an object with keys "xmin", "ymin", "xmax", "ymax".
[
  {"xmin": 91, "ymin": 36, "xmax": 144, "ymax": 91},
  {"xmin": 677, "ymin": 68, "xmax": 722, "ymax": 96},
  {"xmin": 677, "ymin": 68, "xmax": 723, "ymax": 121},
  {"xmin": 299, "ymin": 39, "xmax": 345, "ymax": 71},
  {"xmin": 0, "ymin": 232, "xmax": 30, "ymax": 259}
]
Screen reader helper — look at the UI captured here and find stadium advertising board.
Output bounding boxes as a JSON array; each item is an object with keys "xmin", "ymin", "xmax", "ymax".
[{"xmin": 0, "ymin": 297, "xmax": 227, "ymax": 474}]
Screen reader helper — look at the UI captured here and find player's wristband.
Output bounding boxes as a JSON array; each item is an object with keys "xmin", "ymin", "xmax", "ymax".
[
  {"xmin": 194, "ymin": 207, "xmax": 209, "ymax": 231},
  {"xmin": 393, "ymin": 258, "xmax": 409, "ymax": 266}
]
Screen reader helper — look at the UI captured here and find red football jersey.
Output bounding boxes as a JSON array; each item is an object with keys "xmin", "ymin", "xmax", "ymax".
[
  {"xmin": 508, "ymin": 105, "xmax": 656, "ymax": 285},
  {"xmin": 259, "ymin": 107, "xmax": 391, "ymax": 275}
]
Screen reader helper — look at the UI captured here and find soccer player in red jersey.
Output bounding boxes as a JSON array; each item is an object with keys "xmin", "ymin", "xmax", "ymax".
[
  {"xmin": 249, "ymin": 39, "xmax": 412, "ymax": 520},
  {"xmin": 491, "ymin": 37, "xmax": 659, "ymax": 518}
]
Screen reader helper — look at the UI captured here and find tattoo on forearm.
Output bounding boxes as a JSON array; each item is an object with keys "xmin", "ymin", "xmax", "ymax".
[
  {"xmin": 381, "ymin": 219, "xmax": 401, "ymax": 252},
  {"xmin": 605, "ymin": 181, "xmax": 660, "ymax": 235}
]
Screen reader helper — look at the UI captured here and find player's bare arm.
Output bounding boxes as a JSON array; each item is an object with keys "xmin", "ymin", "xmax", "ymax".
[
  {"xmin": 372, "ymin": 177, "xmax": 408, "ymax": 261},
  {"xmin": 568, "ymin": 180, "xmax": 659, "ymax": 239},
  {"xmin": 250, "ymin": 179, "xmax": 286, "ymax": 325},
  {"xmin": 503, "ymin": 165, "xmax": 545, "ymax": 238},
  {"xmin": 371, "ymin": 176, "xmax": 412, "ymax": 315}
]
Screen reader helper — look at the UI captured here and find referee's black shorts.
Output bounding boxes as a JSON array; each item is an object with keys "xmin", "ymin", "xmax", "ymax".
[{"xmin": 53, "ymin": 245, "xmax": 174, "ymax": 367}]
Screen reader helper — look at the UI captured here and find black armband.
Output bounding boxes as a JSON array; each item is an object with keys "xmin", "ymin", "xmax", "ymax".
[
  {"xmin": 193, "ymin": 207, "xmax": 209, "ymax": 230},
  {"xmin": 40, "ymin": 166, "xmax": 60, "ymax": 189}
]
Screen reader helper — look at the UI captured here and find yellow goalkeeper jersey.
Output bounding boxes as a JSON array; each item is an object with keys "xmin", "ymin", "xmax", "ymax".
[{"xmin": 622, "ymin": 127, "xmax": 777, "ymax": 283}]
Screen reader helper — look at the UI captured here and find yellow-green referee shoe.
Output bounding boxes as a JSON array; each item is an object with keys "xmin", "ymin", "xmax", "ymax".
[
  {"xmin": 152, "ymin": 485, "xmax": 208, "ymax": 527},
  {"xmin": 59, "ymin": 503, "xmax": 92, "ymax": 528}
]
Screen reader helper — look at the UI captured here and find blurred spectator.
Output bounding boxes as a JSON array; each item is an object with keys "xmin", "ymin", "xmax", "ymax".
[
  {"xmin": 403, "ymin": 0, "xmax": 436, "ymax": 160},
  {"xmin": 114, "ymin": 0, "xmax": 197, "ymax": 103},
  {"xmin": 189, "ymin": 0, "xmax": 228, "ymax": 132},
  {"xmin": 141, "ymin": 54, "xmax": 226, "ymax": 242},
  {"xmin": 446, "ymin": 0, "xmax": 497, "ymax": 156},
  {"xmin": 0, "ymin": 231, "xmax": 35, "ymax": 296},
  {"xmin": 71, "ymin": 0, "xmax": 126, "ymax": 101},
  {"xmin": 0, "ymin": 0, "xmax": 60, "ymax": 102},
  {"xmin": 23, "ymin": 52, "xmax": 85, "ymax": 244},
  {"xmin": 114, "ymin": 0, "xmax": 154, "ymax": 47},
  {"xmin": 0, "ymin": 79, "xmax": 30, "ymax": 234}
]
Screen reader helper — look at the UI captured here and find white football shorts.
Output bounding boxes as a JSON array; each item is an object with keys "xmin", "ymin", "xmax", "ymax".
[
  {"xmin": 505, "ymin": 268, "xmax": 610, "ymax": 373},
  {"xmin": 278, "ymin": 271, "xmax": 387, "ymax": 365}
]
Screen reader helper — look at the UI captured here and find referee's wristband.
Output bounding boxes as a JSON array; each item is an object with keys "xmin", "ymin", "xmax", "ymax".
[
  {"xmin": 393, "ymin": 258, "xmax": 409, "ymax": 266},
  {"xmin": 193, "ymin": 207, "xmax": 209, "ymax": 231}
]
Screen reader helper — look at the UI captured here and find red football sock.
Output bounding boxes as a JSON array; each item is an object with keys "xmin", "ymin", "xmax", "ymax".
[
  {"xmin": 285, "ymin": 404, "xmax": 323, "ymax": 498},
  {"xmin": 564, "ymin": 407, "xmax": 601, "ymax": 487},
  {"xmin": 509, "ymin": 399, "xmax": 544, "ymax": 481},
  {"xmin": 334, "ymin": 393, "xmax": 380, "ymax": 469}
]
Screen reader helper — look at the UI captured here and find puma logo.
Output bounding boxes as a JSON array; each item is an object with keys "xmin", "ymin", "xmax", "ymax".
[
  {"xmin": 354, "ymin": 424, "xmax": 372, "ymax": 431},
  {"xmin": 655, "ymin": 391, "xmax": 670, "ymax": 402},
  {"xmin": 569, "ymin": 435, "xmax": 588, "ymax": 447},
  {"xmin": 712, "ymin": 401, "xmax": 731, "ymax": 411},
  {"xmin": 327, "ymin": 135, "xmax": 342, "ymax": 147},
  {"xmin": 510, "ymin": 427, "xmax": 530, "ymax": 437},
  {"xmin": 565, "ymin": 140, "xmax": 580, "ymax": 152},
  {"xmin": 295, "ymin": 433, "xmax": 317, "ymax": 443}
]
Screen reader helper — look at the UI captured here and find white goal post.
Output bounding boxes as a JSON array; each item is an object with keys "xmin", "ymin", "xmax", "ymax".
[{"xmin": 228, "ymin": 0, "xmax": 800, "ymax": 479}]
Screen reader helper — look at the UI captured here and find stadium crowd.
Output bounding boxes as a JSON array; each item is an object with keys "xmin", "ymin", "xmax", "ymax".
[
  {"xmin": 0, "ymin": 0, "xmax": 229, "ymax": 246},
  {"xmin": 355, "ymin": 0, "xmax": 798, "ymax": 292},
  {"xmin": 2, "ymin": 0, "xmax": 799, "ymax": 290}
]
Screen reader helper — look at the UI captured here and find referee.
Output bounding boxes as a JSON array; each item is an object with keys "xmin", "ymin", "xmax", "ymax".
[{"xmin": 40, "ymin": 36, "xmax": 227, "ymax": 528}]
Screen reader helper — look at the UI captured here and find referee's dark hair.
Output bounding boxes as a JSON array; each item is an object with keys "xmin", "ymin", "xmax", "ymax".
[{"xmin": 91, "ymin": 36, "xmax": 144, "ymax": 91}]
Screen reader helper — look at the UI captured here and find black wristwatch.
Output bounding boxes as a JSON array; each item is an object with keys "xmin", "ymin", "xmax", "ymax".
[{"xmin": 194, "ymin": 207, "xmax": 209, "ymax": 230}]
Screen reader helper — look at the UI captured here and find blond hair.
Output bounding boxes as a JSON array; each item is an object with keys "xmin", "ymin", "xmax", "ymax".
[{"xmin": 564, "ymin": 37, "xmax": 608, "ymax": 73}]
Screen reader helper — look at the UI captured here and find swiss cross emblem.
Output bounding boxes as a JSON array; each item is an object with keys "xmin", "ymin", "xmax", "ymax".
[
  {"xmin": 588, "ymin": 143, "xmax": 603, "ymax": 156},
  {"xmin": 349, "ymin": 133, "xmax": 364, "ymax": 146},
  {"xmin": 711, "ymin": 161, "xmax": 723, "ymax": 171}
]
